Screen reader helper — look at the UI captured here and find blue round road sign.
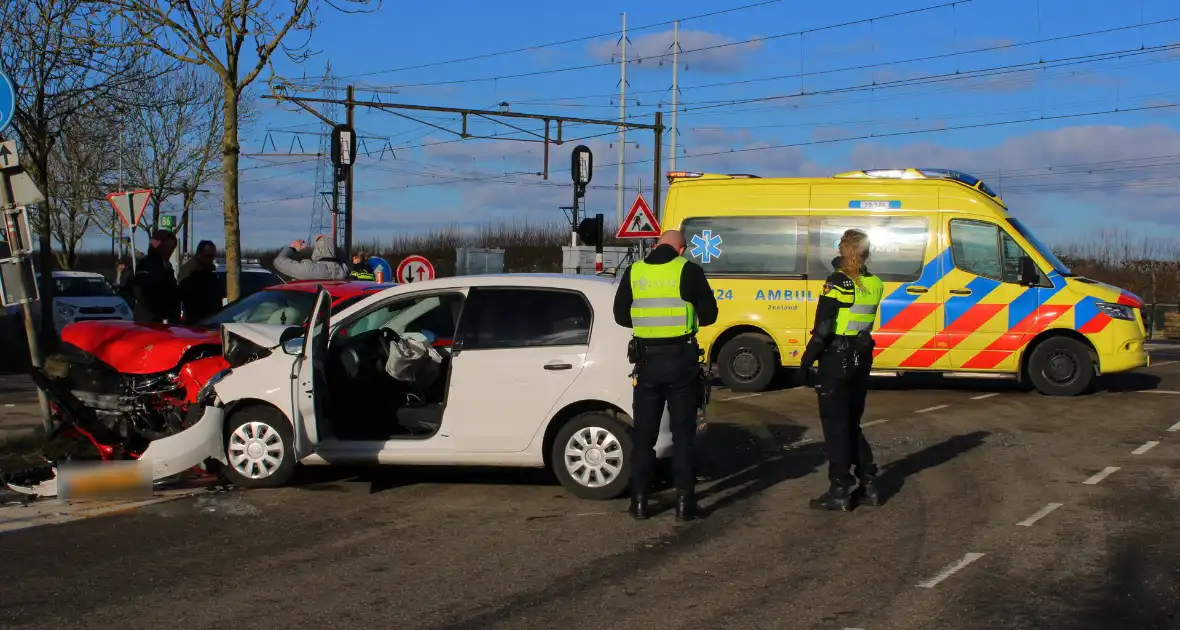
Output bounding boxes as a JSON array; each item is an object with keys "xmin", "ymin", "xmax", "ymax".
[
  {"xmin": 367, "ymin": 256, "xmax": 393, "ymax": 282},
  {"xmin": 0, "ymin": 71, "xmax": 15, "ymax": 134}
]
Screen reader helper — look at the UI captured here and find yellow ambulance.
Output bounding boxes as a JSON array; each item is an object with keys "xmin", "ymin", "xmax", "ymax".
[{"xmin": 662, "ymin": 168, "xmax": 1149, "ymax": 396}]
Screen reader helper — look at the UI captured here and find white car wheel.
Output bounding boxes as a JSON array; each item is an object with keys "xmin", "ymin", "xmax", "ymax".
[
  {"xmin": 552, "ymin": 412, "xmax": 633, "ymax": 500},
  {"xmin": 221, "ymin": 407, "xmax": 296, "ymax": 489}
]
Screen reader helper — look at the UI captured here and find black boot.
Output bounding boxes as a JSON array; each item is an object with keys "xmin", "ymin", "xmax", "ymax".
[
  {"xmin": 628, "ymin": 491, "xmax": 650, "ymax": 520},
  {"xmin": 809, "ymin": 481, "xmax": 856, "ymax": 512},
  {"xmin": 675, "ymin": 491, "xmax": 700, "ymax": 522},
  {"xmin": 856, "ymin": 473, "xmax": 882, "ymax": 507}
]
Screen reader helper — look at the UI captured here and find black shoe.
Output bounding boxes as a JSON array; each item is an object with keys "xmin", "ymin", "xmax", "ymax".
[
  {"xmin": 675, "ymin": 492, "xmax": 700, "ymax": 522},
  {"xmin": 856, "ymin": 474, "xmax": 882, "ymax": 507},
  {"xmin": 809, "ymin": 482, "xmax": 856, "ymax": 512},
  {"xmin": 628, "ymin": 492, "xmax": 650, "ymax": 520}
]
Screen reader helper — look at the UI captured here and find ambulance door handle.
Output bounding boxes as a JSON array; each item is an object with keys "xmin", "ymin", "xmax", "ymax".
[
  {"xmin": 949, "ymin": 289, "xmax": 972, "ymax": 296},
  {"xmin": 906, "ymin": 286, "xmax": 929, "ymax": 294}
]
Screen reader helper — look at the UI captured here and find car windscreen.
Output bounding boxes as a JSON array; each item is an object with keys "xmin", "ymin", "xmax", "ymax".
[
  {"xmin": 1007, "ymin": 218, "xmax": 1072, "ymax": 277},
  {"xmin": 197, "ymin": 289, "xmax": 318, "ymax": 328},
  {"xmin": 55, "ymin": 277, "xmax": 116, "ymax": 297}
]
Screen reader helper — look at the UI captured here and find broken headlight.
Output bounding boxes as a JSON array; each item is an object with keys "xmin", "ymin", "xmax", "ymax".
[{"xmin": 197, "ymin": 368, "xmax": 231, "ymax": 407}]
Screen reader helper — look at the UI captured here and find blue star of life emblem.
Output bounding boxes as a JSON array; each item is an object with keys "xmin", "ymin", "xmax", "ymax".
[{"xmin": 690, "ymin": 230, "xmax": 723, "ymax": 264}]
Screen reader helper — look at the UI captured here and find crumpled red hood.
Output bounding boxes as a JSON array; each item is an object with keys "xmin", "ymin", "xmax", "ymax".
[{"xmin": 62, "ymin": 320, "xmax": 221, "ymax": 375}]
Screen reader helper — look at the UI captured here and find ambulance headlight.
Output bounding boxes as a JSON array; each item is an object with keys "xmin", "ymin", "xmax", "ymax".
[{"xmin": 1096, "ymin": 302, "xmax": 1134, "ymax": 321}]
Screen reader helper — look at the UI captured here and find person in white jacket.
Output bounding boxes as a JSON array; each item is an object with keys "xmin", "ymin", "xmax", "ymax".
[{"xmin": 273, "ymin": 234, "xmax": 348, "ymax": 281}]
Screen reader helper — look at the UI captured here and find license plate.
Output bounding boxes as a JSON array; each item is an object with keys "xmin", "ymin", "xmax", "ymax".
[{"xmin": 57, "ymin": 460, "xmax": 153, "ymax": 502}]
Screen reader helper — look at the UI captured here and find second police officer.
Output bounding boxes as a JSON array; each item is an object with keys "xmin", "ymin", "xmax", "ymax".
[
  {"xmin": 800, "ymin": 228, "xmax": 885, "ymax": 512},
  {"xmin": 613, "ymin": 230, "xmax": 718, "ymax": 522}
]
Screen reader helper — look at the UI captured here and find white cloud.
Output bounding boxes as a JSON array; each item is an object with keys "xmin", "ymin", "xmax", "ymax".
[{"xmin": 588, "ymin": 28, "xmax": 763, "ymax": 74}]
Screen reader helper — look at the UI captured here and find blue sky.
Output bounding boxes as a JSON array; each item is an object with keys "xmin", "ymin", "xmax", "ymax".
[{"xmin": 165, "ymin": 0, "xmax": 1180, "ymax": 253}]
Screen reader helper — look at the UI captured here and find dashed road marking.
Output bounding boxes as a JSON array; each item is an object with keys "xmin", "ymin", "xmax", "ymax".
[
  {"xmin": 1131, "ymin": 441, "xmax": 1159, "ymax": 455},
  {"xmin": 1016, "ymin": 502, "xmax": 1063, "ymax": 527},
  {"xmin": 915, "ymin": 404, "xmax": 949, "ymax": 414},
  {"xmin": 1083, "ymin": 467, "xmax": 1120, "ymax": 485},
  {"xmin": 861, "ymin": 419, "xmax": 890, "ymax": 428},
  {"xmin": 1140, "ymin": 390, "xmax": 1180, "ymax": 395},
  {"xmin": 1168, "ymin": 421, "xmax": 1180, "ymax": 432},
  {"xmin": 969, "ymin": 393, "xmax": 999, "ymax": 400},
  {"xmin": 721, "ymin": 393, "xmax": 762, "ymax": 401},
  {"xmin": 917, "ymin": 552, "xmax": 985, "ymax": 588},
  {"xmin": 1149, "ymin": 360, "xmax": 1177, "ymax": 368}
]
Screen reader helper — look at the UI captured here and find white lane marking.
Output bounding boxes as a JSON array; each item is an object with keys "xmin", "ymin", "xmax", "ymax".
[
  {"xmin": 970, "ymin": 393, "xmax": 999, "ymax": 400},
  {"xmin": 1131, "ymin": 441, "xmax": 1159, "ymax": 455},
  {"xmin": 1168, "ymin": 421, "xmax": 1180, "ymax": 432},
  {"xmin": 915, "ymin": 404, "xmax": 949, "ymax": 414},
  {"xmin": 1016, "ymin": 502, "xmax": 1063, "ymax": 527},
  {"xmin": 3, "ymin": 404, "xmax": 13, "ymax": 407},
  {"xmin": 1083, "ymin": 467, "xmax": 1120, "ymax": 485},
  {"xmin": 917, "ymin": 552, "xmax": 985, "ymax": 588},
  {"xmin": 861, "ymin": 419, "xmax": 890, "ymax": 428},
  {"xmin": 1140, "ymin": 390, "xmax": 1180, "ymax": 395},
  {"xmin": 1149, "ymin": 360, "xmax": 1177, "ymax": 367},
  {"xmin": 721, "ymin": 393, "xmax": 762, "ymax": 401}
]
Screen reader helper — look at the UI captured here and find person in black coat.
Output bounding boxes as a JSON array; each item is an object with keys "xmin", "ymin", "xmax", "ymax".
[
  {"xmin": 178, "ymin": 240, "xmax": 222, "ymax": 324},
  {"xmin": 127, "ymin": 230, "xmax": 182, "ymax": 324}
]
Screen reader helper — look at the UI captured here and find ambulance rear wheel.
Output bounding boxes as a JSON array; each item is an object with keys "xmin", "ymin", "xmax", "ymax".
[
  {"xmin": 717, "ymin": 333, "xmax": 777, "ymax": 392},
  {"xmin": 1027, "ymin": 337, "xmax": 1094, "ymax": 397}
]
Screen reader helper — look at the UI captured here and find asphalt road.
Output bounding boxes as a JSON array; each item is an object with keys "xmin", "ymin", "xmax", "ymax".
[{"xmin": 2, "ymin": 347, "xmax": 1179, "ymax": 629}]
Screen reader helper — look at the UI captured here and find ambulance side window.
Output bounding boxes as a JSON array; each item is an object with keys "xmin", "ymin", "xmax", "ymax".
[
  {"xmin": 808, "ymin": 216, "xmax": 928, "ymax": 282},
  {"xmin": 679, "ymin": 216, "xmax": 803, "ymax": 277},
  {"xmin": 949, "ymin": 220, "xmax": 1004, "ymax": 280}
]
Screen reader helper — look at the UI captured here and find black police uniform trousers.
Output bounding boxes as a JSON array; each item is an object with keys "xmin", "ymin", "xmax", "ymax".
[
  {"xmin": 630, "ymin": 339, "xmax": 701, "ymax": 495},
  {"xmin": 816, "ymin": 336, "xmax": 877, "ymax": 486}
]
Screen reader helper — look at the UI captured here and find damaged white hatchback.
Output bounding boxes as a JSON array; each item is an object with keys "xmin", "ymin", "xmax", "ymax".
[{"xmin": 198, "ymin": 274, "xmax": 674, "ymax": 500}]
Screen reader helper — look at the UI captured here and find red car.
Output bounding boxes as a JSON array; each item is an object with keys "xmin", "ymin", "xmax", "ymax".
[{"xmin": 41, "ymin": 280, "xmax": 390, "ymax": 460}]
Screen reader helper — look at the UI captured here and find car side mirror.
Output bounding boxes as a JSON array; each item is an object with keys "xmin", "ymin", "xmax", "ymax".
[
  {"xmin": 1019, "ymin": 256, "xmax": 1039, "ymax": 287},
  {"xmin": 282, "ymin": 337, "xmax": 305, "ymax": 355}
]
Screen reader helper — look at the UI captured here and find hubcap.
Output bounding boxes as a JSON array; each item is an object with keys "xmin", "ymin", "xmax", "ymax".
[
  {"xmin": 564, "ymin": 426, "xmax": 623, "ymax": 488},
  {"xmin": 1044, "ymin": 350, "xmax": 1078, "ymax": 384},
  {"xmin": 731, "ymin": 348, "xmax": 761, "ymax": 381},
  {"xmin": 228, "ymin": 421, "xmax": 285, "ymax": 480}
]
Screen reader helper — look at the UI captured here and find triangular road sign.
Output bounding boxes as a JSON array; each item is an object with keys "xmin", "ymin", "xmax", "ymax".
[
  {"xmin": 106, "ymin": 189, "xmax": 153, "ymax": 229},
  {"xmin": 616, "ymin": 194, "xmax": 661, "ymax": 238}
]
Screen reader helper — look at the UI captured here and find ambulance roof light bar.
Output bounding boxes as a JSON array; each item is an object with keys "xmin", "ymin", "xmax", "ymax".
[
  {"xmin": 666, "ymin": 171, "xmax": 761, "ymax": 183},
  {"xmin": 833, "ymin": 167, "xmax": 1003, "ymax": 204}
]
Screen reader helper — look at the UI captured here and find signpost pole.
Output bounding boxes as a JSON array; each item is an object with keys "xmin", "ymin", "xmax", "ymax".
[{"xmin": 0, "ymin": 164, "xmax": 51, "ymax": 433}]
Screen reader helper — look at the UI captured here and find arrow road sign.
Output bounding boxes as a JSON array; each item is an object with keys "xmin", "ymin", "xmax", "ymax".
[
  {"xmin": 0, "ymin": 140, "xmax": 17, "ymax": 170},
  {"xmin": 616, "ymin": 193, "xmax": 662, "ymax": 239},
  {"xmin": 106, "ymin": 189, "xmax": 153, "ymax": 229},
  {"xmin": 0, "ymin": 71, "xmax": 15, "ymax": 135},
  {"xmin": 396, "ymin": 254, "xmax": 435, "ymax": 283}
]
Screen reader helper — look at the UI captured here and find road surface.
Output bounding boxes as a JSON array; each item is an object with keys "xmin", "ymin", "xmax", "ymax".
[{"xmin": 2, "ymin": 345, "xmax": 1178, "ymax": 629}]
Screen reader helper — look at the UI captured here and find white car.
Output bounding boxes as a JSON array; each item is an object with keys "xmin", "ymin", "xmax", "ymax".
[
  {"xmin": 36, "ymin": 271, "xmax": 133, "ymax": 333},
  {"xmin": 192, "ymin": 274, "xmax": 674, "ymax": 500}
]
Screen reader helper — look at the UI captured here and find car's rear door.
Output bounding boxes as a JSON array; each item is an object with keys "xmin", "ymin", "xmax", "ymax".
[{"xmin": 444, "ymin": 286, "xmax": 591, "ymax": 453}]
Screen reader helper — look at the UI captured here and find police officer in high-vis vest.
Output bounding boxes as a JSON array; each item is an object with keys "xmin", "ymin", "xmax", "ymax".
[
  {"xmin": 800, "ymin": 228, "xmax": 886, "ymax": 512},
  {"xmin": 613, "ymin": 229, "xmax": 718, "ymax": 521}
]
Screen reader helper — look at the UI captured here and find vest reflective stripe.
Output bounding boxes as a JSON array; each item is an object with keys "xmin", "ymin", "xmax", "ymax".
[
  {"xmin": 834, "ymin": 274, "xmax": 885, "ymax": 336},
  {"xmin": 629, "ymin": 257, "xmax": 697, "ymax": 338}
]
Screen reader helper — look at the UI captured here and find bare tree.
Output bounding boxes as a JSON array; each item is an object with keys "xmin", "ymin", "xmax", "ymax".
[
  {"xmin": 106, "ymin": 0, "xmax": 381, "ymax": 301},
  {"xmin": 0, "ymin": 0, "xmax": 154, "ymax": 342},
  {"xmin": 123, "ymin": 67, "xmax": 253, "ymax": 255},
  {"xmin": 47, "ymin": 103, "xmax": 119, "ymax": 269}
]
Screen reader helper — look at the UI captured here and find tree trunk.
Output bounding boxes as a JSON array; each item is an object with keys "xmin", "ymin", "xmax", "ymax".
[{"xmin": 222, "ymin": 84, "xmax": 242, "ymax": 302}]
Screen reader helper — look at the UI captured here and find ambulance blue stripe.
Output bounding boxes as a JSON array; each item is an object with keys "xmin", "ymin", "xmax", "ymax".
[
  {"xmin": 1073, "ymin": 296, "xmax": 1102, "ymax": 330},
  {"xmin": 1007, "ymin": 282, "xmax": 1065, "ymax": 328},
  {"xmin": 879, "ymin": 248, "xmax": 952, "ymax": 328}
]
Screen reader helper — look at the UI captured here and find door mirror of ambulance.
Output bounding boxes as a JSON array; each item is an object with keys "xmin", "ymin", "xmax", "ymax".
[{"xmin": 1019, "ymin": 256, "xmax": 1039, "ymax": 287}]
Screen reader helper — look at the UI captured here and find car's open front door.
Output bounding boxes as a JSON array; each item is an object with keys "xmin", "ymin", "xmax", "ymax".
[{"xmin": 291, "ymin": 287, "xmax": 332, "ymax": 459}]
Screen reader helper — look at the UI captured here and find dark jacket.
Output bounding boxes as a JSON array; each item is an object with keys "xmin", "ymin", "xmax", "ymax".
[
  {"xmin": 800, "ymin": 266, "xmax": 877, "ymax": 367},
  {"xmin": 128, "ymin": 250, "xmax": 182, "ymax": 323},
  {"xmin": 349, "ymin": 259, "xmax": 376, "ymax": 280},
  {"xmin": 177, "ymin": 258, "xmax": 222, "ymax": 324},
  {"xmin": 613, "ymin": 244, "xmax": 719, "ymax": 344}
]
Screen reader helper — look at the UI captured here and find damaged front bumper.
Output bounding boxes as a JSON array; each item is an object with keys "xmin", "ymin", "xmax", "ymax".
[{"xmin": 4, "ymin": 405, "xmax": 228, "ymax": 499}]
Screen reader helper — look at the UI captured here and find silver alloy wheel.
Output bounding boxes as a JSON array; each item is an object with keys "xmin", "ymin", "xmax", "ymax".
[
  {"xmin": 564, "ymin": 426, "xmax": 624, "ymax": 488},
  {"xmin": 228, "ymin": 421, "xmax": 286, "ymax": 480}
]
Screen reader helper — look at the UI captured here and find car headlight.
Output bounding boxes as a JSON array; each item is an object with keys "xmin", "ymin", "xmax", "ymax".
[
  {"xmin": 197, "ymin": 368, "xmax": 232, "ymax": 407},
  {"xmin": 115, "ymin": 301, "xmax": 131, "ymax": 315},
  {"xmin": 55, "ymin": 303, "xmax": 77, "ymax": 318},
  {"xmin": 1097, "ymin": 302, "xmax": 1134, "ymax": 321}
]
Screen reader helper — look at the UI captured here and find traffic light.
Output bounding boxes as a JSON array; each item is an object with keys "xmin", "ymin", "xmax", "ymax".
[{"xmin": 576, "ymin": 215, "xmax": 603, "ymax": 247}]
